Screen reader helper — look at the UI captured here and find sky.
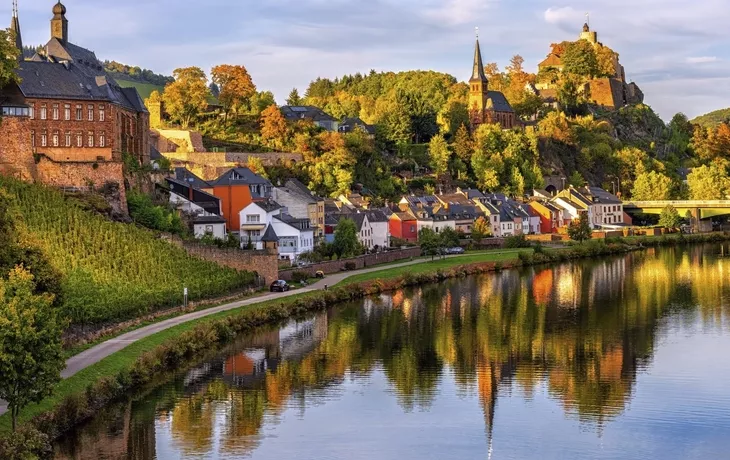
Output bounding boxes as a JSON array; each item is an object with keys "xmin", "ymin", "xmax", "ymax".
[{"xmin": 4, "ymin": 0, "xmax": 730, "ymax": 120}]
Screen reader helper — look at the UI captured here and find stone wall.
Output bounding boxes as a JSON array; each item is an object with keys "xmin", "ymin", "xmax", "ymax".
[
  {"xmin": 0, "ymin": 116, "xmax": 36, "ymax": 181},
  {"xmin": 162, "ymin": 151, "xmax": 304, "ymax": 181},
  {"xmin": 36, "ymin": 157, "xmax": 128, "ymax": 213},
  {"xmin": 279, "ymin": 247, "xmax": 422, "ymax": 281},
  {"xmin": 152, "ymin": 129, "xmax": 206, "ymax": 153},
  {"xmin": 180, "ymin": 242, "xmax": 279, "ymax": 284}
]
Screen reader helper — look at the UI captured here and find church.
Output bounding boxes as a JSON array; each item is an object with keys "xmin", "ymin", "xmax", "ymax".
[{"xmin": 468, "ymin": 36, "xmax": 516, "ymax": 130}]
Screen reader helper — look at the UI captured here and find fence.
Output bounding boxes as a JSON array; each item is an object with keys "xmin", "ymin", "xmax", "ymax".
[{"xmin": 279, "ymin": 247, "xmax": 422, "ymax": 281}]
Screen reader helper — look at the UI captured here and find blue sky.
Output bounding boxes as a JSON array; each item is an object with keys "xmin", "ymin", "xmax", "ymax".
[{"xmin": 5, "ymin": 0, "xmax": 730, "ymax": 120}]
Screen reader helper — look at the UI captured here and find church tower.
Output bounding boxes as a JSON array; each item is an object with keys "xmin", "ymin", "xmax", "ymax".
[
  {"xmin": 9, "ymin": 0, "xmax": 23, "ymax": 60},
  {"xmin": 51, "ymin": 1, "xmax": 68, "ymax": 44},
  {"xmin": 469, "ymin": 32, "xmax": 489, "ymax": 125}
]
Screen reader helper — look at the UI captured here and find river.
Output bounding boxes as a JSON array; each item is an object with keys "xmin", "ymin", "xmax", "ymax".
[{"xmin": 54, "ymin": 244, "xmax": 730, "ymax": 460}]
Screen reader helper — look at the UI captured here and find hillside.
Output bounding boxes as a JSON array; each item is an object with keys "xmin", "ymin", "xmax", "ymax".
[
  {"xmin": 0, "ymin": 178, "xmax": 256, "ymax": 327},
  {"xmin": 692, "ymin": 108, "xmax": 730, "ymax": 127},
  {"xmin": 115, "ymin": 79, "xmax": 165, "ymax": 101}
]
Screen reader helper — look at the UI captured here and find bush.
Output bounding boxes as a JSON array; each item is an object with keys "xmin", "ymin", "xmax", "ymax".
[
  {"xmin": 505, "ymin": 234, "xmax": 530, "ymax": 248},
  {"xmin": 127, "ymin": 190, "xmax": 186, "ymax": 236},
  {"xmin": 344, "ymin": 262, "xmax": 357, "ymax": 271},
  {"xmin": 0, "ymin": 426, "xmax": 51, "ymax": 459},
  {"xmin": 291, "ymin": 271, "xmax": 309, "ymax": 283}
]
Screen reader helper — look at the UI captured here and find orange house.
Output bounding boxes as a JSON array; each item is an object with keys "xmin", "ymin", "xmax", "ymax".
[{"xmin": 209, "ymin": 168, "xmax": 272, "ymax": 231}]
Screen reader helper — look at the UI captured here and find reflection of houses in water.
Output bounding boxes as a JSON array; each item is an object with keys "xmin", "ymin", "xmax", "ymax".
[
  {"xmin": 363, "ymin": 294, "xmax": 396, "ymax": 319},
  {"xmin": 222, "ymin": 313, "xmax": 328, "ymax": 386}
]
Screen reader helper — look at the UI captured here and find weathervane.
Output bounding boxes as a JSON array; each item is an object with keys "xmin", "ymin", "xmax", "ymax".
[
  {"xmin": 475, "ymin": 26, "xmax": 479, "ymax": 39},
  {"xmin": 12, "ymin": 0, "xmax": 18, "ymax": 17},
  {"xmin": 586, "ymin": 12, "xmax": 590, "ymax": 27}
]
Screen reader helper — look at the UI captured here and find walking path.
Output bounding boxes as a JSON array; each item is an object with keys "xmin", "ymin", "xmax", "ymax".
[{"xmin": 0, "ymin": 256, "xmax": 442, "ymax": 416}]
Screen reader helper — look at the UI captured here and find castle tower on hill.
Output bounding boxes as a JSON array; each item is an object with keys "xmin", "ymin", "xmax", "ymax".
[
  {"xmin": 467, "ymin": 32, "xmax": 516, "ymax": 130},
  {"xmin": 579, "ymin": 23, "xmax": 598, "ymax": 44}
]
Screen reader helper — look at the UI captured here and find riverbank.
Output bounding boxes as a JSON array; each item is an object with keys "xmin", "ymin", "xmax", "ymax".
[{"xmin": 1, "ymin": 233, "xmax": 728, "ymax": 457}]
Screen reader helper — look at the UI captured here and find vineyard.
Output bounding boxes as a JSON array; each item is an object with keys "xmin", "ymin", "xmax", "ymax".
[{"xmin": 0, "ymin": 178, "xmax": 257, "ymax": 326}]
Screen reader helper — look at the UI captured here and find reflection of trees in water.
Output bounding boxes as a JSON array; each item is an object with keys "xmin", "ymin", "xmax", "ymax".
[{"xmin": 58, "ymin": 245, "xmax": 730, "ymax": 458}]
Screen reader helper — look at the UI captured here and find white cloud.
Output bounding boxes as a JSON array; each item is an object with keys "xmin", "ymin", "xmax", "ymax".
[
  {"xmin": 422, "ymin": 0, "xmax": 498, "ymax": 26},
  {"xmin": 544, "ymin": 7, "xmax": 584, "ymax": 26},
  {"xmin": 686, "ymin": 56, "xmax": 719, "ymax": 64}
]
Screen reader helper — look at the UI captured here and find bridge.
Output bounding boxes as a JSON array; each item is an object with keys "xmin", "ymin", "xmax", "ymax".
[{"xmin": 623, "ymin": 200, "xmax": 730, "ymax": 220}]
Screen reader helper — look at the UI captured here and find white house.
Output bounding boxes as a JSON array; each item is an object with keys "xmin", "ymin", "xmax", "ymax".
[
  {"xmin": 366, "ymin": 210, "xmax": 391, "ymax": 249},
  {"xmin": 193, "ymin": 215, "xmax": 226, "ymax": 239},
  {"xmin": 270, "ymin": 214, "xmax": 315, "ymax": 263},
  {"xmin": 238, "ymin": 200, "xmax": 283, "ymax": 249},
  {"xmin": 166, "ymin": 177, "xmax": 227, "ymax": 240},
  {"xmin": 580, "ymin": 186, "xmax": 624, "ymax": 226},
  {"xmin": 432, "ymin": 212, "xmax": 457, "ymax": 234}
]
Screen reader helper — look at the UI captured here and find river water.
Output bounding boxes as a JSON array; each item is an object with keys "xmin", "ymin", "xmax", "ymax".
[{"xmin": 54, "ymin": 244, "xmax": 730, "ymax": 460}]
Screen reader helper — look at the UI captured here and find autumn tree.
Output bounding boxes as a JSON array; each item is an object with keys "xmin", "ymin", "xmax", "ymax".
[
  {"xmin": 428, "ymin": 134, "xmax": 451, "ymax": 177},
  {"xmin": 332, "ymin": 218, "xmax": 360, "ymax": 259},
  {"xmin": 307, "ymin": 132, "xmax": 357, "ymax": 197},
  {"xmin": 658, "ymin": 205, "xmax": 682, "ymax": 230},
  {"xmin": 162, "ymin": 67, "xmax": 210, "ymax": 129},
  {"xmin": 568, "ymin": 212, "xmax": 592, "ymax": 243},
  {"xmin": 250, "ymin": 91, "xmax": 277, "ymax": 115},
  {"xmin": 246, "ymin": 157, "xmax": 268, "ymax": 179},
  {"xmin": 259, "ymin": 104, "xmax": 289, "ymax": 148},
  {"xmin": 286, "ymin": 88, "xmax": 303, "ymax": 106},
  {"xmin": 595, "ymin": 44, "xmax": 618, "ymax": 77},
  {"xmin": 453, "ymin": 124, "xmax": 473, "ymax": 163},
  {"xmin": 0, "ymin": 267, "xmax": 64, "ymax": 432},
  {"xmin": 631, "ymin": 171, "xmax": 673, "ymax": 200},
  {"xmin": 562, "ymin": 40, "xmax": 599, "ymax": 78},
  {"xmin": 437, "ymin": 99, "xmax": 469, "ymax": 137},
  {"xmin": 211, "ymin": 64, "xmax": 257, "ymax": 122},
  {"xmin": 472, "ymin": 216, "xmax": 491, "ymax": 241},
  {"xmin": 687, "ymin": 164, "xmax": 730, "ymax": 200}
]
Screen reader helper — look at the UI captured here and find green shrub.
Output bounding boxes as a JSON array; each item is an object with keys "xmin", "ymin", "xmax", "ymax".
[
  {"xmin": 0, "ymin": 426, "xmax": 51, "ymax": 459},
  {"xmin": 127, "ymin": 190, "xmax": 186, "ymax": 236},
  {"xmin": 505, "ymin": 234, "xmax": 530, "ymax": 248},
  {"xmin": 291, "ymin": 271, "xmax": 309, "ymax": 283}
]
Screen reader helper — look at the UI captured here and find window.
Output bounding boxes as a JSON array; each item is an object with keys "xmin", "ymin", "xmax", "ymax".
[
  {"xmin": 99, "ymin": 105, "xmax": 105, "ymax": 122},
  {"xmin": 76, "ymin": 132, "xmax": 83, "ymax": 147},
  {"xmin": 87, "ymin": 131, "xmax": 94, "ymax": 147},
  {"xmin": 99, "ymin": 131, "xmax": 105, "ymax": 147},
  {"xmin": 31, "ymin": 130, "xmax": 35, "ymax": 147},
  {"xmin": 205, "ymin": 225, "xmax": 214, "ymax": 234},
  {"xmin": 64, "ymin": 104, "xmax": 71, "ymax": 120},
  {"xmin": 65, "ymin": 131, "xmax": 71, "ymax": 147},
  {"xmin": 29, "ymin": 103, "xmax": 34, "ymax": 119},
  {"xmin": 40, "ymin": 105, "xmax": 47, "ymax": 120},
  {"xmin": 41, "ymin": 131, "xmax": 47, "ymax": 147},
  {"xmin": 249, "ymin": 230, "xmax": 261, "ymax": 237},
  {"xmin": 75, "ymin": 105, "xmax": 83, "ymax": 120},
  {"xmin": 87, "ymin": 105, "xmax": 94, "ymax": 121},
  {"xmin": 52, "ymin": 130, "xmax": 59, "ymax": 147},
  {"xmin": 52, "ymin": 104, "xmax": 59, "ymax": 120},
  {"xmin": 246, "ymin": 215, "xmax": 260, "ymax": 223}
]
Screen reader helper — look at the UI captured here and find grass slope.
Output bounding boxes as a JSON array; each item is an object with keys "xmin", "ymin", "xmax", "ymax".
[
  {"xmin": 115, "ymin": 79, "xmax": 164, "ymax": 101},
  {"xmin": 691, "ymin": 108, "xmax": 730, "ymax": 128},
  {"xmin": 0, "ymin": 179, "xmax": 256, "ymax": 325}
]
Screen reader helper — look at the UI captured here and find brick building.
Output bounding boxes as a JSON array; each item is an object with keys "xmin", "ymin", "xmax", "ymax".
[
  {"xmin": 0, "ymin": 2, "xmax": 148, "ymax": 191},
  {"xmin": 468, "ymin": 35, "xmax": 516, "ymax": 130}
]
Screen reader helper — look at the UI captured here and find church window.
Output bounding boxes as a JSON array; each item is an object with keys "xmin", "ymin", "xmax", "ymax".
[
  {"xmin": 99, "ymin": 105, "xmax": 105, "ymax": 122},
  {"xmin": 87, "ymin": 105, "xmax": 94, "ymax": 121},
  {"xmin": 88, "ymin": 131, "xmax": 94, "ymax": 147},
  {"xmin": 76, "ymin": 132, "xmax": 83, "ymax": 147},
  {"xmin": 99, "ymin": 132, "xmax": 106, "ymax": 148},
  {"xmin": 40, "ymin": 105, "xmax": 47, "ymax": 120},
  {"xmin": 41, "ymin": 131, "xmax": 47, "ymax": 147},
  {"xmin": 65, "ymin": 131, "xmax": 71, "ymax": 147},
  {"xmin": 64, "ymin": 104, "xmax": 71, "ymax": 120},
  {"xmin": 52, "ymin": 130, "xmax": 59, "ymax": 147},
  {"xmin": 76, "ymin": 105, "xmax": 83, "ymax": 120},
  {"xmin": 52, "ymin": 104, "xmax": 59, "ymax": 120}
]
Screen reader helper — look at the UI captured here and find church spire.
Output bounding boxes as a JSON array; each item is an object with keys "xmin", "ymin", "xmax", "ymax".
[
  {"xmin": 10, "ymin": 0, "xmax": 23, "ymax": 60},
  {"xmin": 470, "ymin": 29, "xmax": 488, "ymax": 83},
  {"xmin": 51, "ymin": 1, "xmax": 68, "ymax": 44}
]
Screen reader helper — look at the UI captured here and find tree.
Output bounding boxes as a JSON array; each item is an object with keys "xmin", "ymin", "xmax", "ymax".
[
  {"xmin": 260, "ymin": 104, "xmax": 289, "ymax": 147},
  {"xmin": 208, "ymin": 82, "xmax": 220, "ymax": 98},
  {"xmin": 658, "ymin": 205, "xmax": 682, "ymax": 230},
  {"xmin": 472, "ymin": 216, "xmax": 491, "ymax": 241},
  {"xmin": 332, "ymin": 218, "xmax": 360, "ymax": 259},
  {"xmin": 250, "ymin": 91, "xmax": 277, "ymax": 115},
  {"xmin": 0, "ymin": 30, "xmax": 19, "ymax": 97},
  {"xmin": 246, "ymin": 157, "xmax": 268, "ymax": 179},
  {"xmin": 428, "ymin": 134, "xmax": 451, "ymax": 177},
  {"xmin": 568, "ymin": 213, "xmax": 592, "ymax": 243},
  {"xmin": 568, "ymin": 171, "xmax": 585, "ymax": 188},
  {"xmin": 418, "ymin": 228, "xmax": 442, "ymax": 260},
  {"xmin": 453, "ymin": 124, "xmax": 473, "ymax": 163},
  {"xmin": 0, "ymin": 266, "xmax": 64, "ymax": 432},
  {"xmin": 562, "ymin": 40, "xmax": 599, "ymax": 78},
  {"xmin": 631, "ymin": 171, "xmax": 673, "ymax": 200},
  {"xmin": 162, "ymin": 67, "xmax": 210, "ymax": 129},
  {"xmin": 439, "ymin": 227, "xmax": 460, "ymax": 249},
  {"xmin": 687, "ymin": 164, "xmax": 730, "ymax": 200},
  {"xmin": 211, "ymin": 64, "xmax": 257, "ymax": 122},
  {"xmin": 286, "ymin": 88, "xmax": 303, "ymax": 106}
]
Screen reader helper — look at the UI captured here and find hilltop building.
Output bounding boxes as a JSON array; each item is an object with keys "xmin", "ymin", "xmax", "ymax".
[
  {"xmin": 468, "ymin": 36, "xmax": 516, "ymax": 130},
  {"xmin": 0, "ymin": 1, "xmax": 149, "ymax": 211},
  {"xmin": 536, "ymin": 22, "xmax": 643, "ymax": 110}
]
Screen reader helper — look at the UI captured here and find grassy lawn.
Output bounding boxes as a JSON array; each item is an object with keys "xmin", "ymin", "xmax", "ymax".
[
  {"xmin": 115, "ymin": 79, "xmax": 165, "ymax": 100},
  {"xmin": 340, "ymin": 249, "xmax": 532, "ymax": 286}
]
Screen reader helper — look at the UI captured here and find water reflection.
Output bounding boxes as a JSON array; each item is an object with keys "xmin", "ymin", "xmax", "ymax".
[{"xmin": 55, "ymin": 244, "xmax": 730, "ymax": 460}]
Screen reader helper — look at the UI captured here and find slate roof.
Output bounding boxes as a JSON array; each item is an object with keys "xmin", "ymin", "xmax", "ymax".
[
  {"xmin": 277, "ymin": 213, "xmax": 312, "ymax": 231},
  {"xmin": 211, "ymin": 168, "xmax": 271, "ymax": 186},
  {"xmin": 282, "ymin": 178, "xmax": 321, "ymax": 202},
  {"xmin": 280, "ymin": 105, "xmax": 336, "ymax": 123},
  {"xmin": 261, "ymin": 225, "xmax": 279, "ymax": 243},
  {"xmin": 174, "ymin": 168, "xmax": 210, "ymax": 189},
  {"xmin": 365, "ymin": 209, "xmax": 389, "ymax": 223},
  {"xmin": 339, "ymin": 117, "xmax": 376, "ymax": 135},
  {"xmin": 460, "ymin": 188, "xmax": 485, "ymax": 200},
  {"xmin": 582, "ymin": 186, "xmax": 622, "ymax": 204},
  {"xmin": 19, "ymin": 38, "xmax": 147, "ymax": 114},
  {"xmin": 255, "ymin": 199, "xmax": 283, "ymax": 213},
  {"xmin": 194, "ymin": 215, "xmax": 226, "ymax": 224},
  {"xmin": 486, "ymin": 91, "xmax": 514, "ymax": 113}
]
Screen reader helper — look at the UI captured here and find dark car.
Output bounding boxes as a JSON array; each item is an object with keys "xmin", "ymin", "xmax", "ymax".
[
  {"xmin": 446, "ymin": 247, "xmax": 465, "ymax": 255},
  {"xmin": 270, "ymin": 280, "xmax": 290, "ymax": 292}
]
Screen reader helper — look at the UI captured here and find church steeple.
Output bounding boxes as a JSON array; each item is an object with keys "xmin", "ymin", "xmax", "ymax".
[
  {"xmin": 51, "ymin": 1, "xmax": 68, "ymax": 44},
  {"xmin": 470, "ymin": 34, "xmax": 488, "ymax": 84},
  {"xmin": 10, "ymin": 0, "xmax": 23, "ymax": 60},
  {"xmin": 469, "ymin": 28, "xmax": 490, "ymax": 125}
]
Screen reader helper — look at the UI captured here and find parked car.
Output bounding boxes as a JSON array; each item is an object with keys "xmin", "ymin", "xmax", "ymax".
[
  {"xmin": 270, "ymin": 280, "xmax": 290, "ymax": 292},
  {"xmin": 446, "ymin": 247, "xmax": 465, "ymax": 255}
]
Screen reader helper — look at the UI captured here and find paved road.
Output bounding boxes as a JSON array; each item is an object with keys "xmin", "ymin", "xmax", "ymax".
[{"xmin": 0, "ymin": 256, "xmax": 442, "ymax": 416}]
